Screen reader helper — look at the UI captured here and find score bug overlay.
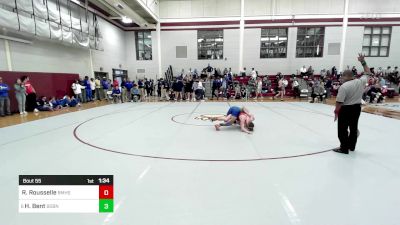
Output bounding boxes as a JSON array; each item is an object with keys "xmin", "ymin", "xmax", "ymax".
[{"xmin": 19, "ymin": 175, "xmax": 114, "ymax": 213}]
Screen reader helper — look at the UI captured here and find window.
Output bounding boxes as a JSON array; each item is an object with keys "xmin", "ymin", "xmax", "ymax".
[
  {"xmin": 260, "ymin": 28, "xmax": 288, "ymax": 58},
  {"xmin": 362, "ymin": 27, "xmax": 391, "ymax": 57},
  {"xmin": 296, "ymin": 27, "xmax": 325, "ymax": 58},
  {"xmin": 135, "ymin": 31, "xmax": 152, "ymax": 60},
  {"xmin": 197, "ymin": 30, "xmax": 223, "ymax": 60}
]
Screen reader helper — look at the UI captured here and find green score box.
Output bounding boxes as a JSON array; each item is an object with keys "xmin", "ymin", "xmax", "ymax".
[{"xmin": 99, "ymin": 199, "xmax": 114, "ymax": 213}]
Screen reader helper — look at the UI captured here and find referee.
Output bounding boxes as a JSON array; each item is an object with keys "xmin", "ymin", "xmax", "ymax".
[{"xmin": 333, "ymin": 54, "xmax": 371, "ymax": 154}]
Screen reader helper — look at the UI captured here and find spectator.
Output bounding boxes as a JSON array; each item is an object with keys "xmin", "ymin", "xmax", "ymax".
[
  {"xmin": 49, "ymin": 97, "xmax": 62, "ymax": 110},
  {"xmin": 300, "ymin": 65, "xmax": 307, "ymax": 77},
  {"xmin": 131, "ymin": 84, "xmax": 141, "ymax": 102},
  {"xmin": 162, "ymin": 79, "xmax": 170, "ymax": 101},
  {"xmin": 273, "ymin": 76, "xmax": 287, "ymax": 101},
  {"xmin": 310, "ymin": 82, "xmax": 325, "ymax": 103},
  {"xmin": 206, "ymin": 64, "xmax": 213, "ymax": 78},
  {"xmin": 84, "ymin": 76, "xmax": 92, "ymax": 102},
  {"xmin": 320, "ymin": 69, "xmax": 327, "ymax": 79},
  {"xmin": 71, "ymin": 80, "xmax": 83, "ymax": 103},
  {"xmin": 250, "ymin": 68, "xmax": 257, "ymax": 80},
  {"xmin": 212, "ymin": 78, "xmax": 221, "ymax": 100},
  {"xmin": 352, "ymin": 66, "xmax": 358, "ymax": 76},
  {"xmin": 173, "ymin": 78, "xmax": 184, "ymax": 101},
  {"xmin": 101, "ymin": 78, "xmax": 110, "ymax": 101},
  {"xmin": 68, "ymin": 96, "xmax": 79, "ymax": 107},
  {"xmin": 111, "ymin": 86, "xmax": 121, "ymax": 103},
  {"xmin": 90, "ymin": 78, "xmax": 96, "ymax": 100},
  {"xmin": 125, "ymin": 79, "xmax": 133, "ymax": 101},
  {"xmin": 22, "ymin": 76, "xmax": 37, "ymax": 112},
  {"xmin": 0, "ymin": 77, "xmax": 11, "ymax": 117},
  {"xmin": 112, "ymin": 79, "xmax": 119, "ymax": 88},
  {"xmin": 194, "ymin": 79, "xmax": 205, "ymax": 101},
  {"xmin": 145, "ymin": 78, "xmax": 151, "ymax": 97},
  {"xmin": 307, "ymin": 66, "xmax": 314, "ymax": 77},
  {"xmin": 157, "ymin": 79, "xmax": 162, "ymax": 99},
  {"xmin": 184, "ymin": 77, "xmax": 193, "ymax": 101},
  {"xmin": 138, "ymin": 79, "xmax": 145, "ymax": 99},
  {"xmin": 36, "ymin": 96, "xmax": 53, "ymax": 111},
  {"xmin": 219, "ymin": 77, "xmax": 226, "ymax": 98},
  {"xmin": 95, "ymin": 77, "xmax": 102, "ymax": 100},
  {"xmin": 332, "ymin": 66, "xmax": 338, "ymax": 77},
  {"xmin": 325, "ymin": 77, "xmax": 332, "ymax": 98},
  {"xmin": 80, "ymin": 78, "xmax": 87, "ymax": 103},
  {"xmin": 14, "ymin": 78, "xmax": 27, "ymax": 115},
  {"xmin": 292, "ymin": 77, "xmax": 300, "ymax": 99},
  {"xmin": 120, "ymin": 78, "xmax": 127, "ymax": 103}
]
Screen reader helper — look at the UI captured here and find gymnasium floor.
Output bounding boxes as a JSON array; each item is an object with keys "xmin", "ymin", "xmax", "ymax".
[{"xmin": 1, "ymin": 101, "xmax": 400, "ymax": 225}]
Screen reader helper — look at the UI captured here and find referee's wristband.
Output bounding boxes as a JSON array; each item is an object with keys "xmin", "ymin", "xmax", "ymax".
[{"xmin": 361, "ymin": 60, "xmax": 367, "ymax": 66}]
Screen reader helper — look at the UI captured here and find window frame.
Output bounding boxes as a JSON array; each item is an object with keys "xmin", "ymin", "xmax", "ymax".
[
  {"xmin": 260, "ymin": 28, "xmax": 288, "ymax": 59},
  {"xmin": 135, "ymin": 31, "xmax": 152, "ymax": 60},
  {"xmin": 197, "ymin": 30, "xmax": 224, "ymax": 60},
  {"xmin": 362, "ymin": 26, "xmax": 391, "ymax": 57},
  {"xmin": 296, "ymin": 27, "xmax": 325, "ymax": 58}
]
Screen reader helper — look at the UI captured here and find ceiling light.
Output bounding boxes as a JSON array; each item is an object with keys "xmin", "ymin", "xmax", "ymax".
[
  {"xmin": 70, "ymin": 0, "xmax": 80, "ymax": 4},
  {"xmin": 121, "ymin": 17, "xmax": 132, "ymax": 24}
]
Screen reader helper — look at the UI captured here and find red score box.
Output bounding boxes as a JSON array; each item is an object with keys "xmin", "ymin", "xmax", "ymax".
[{"xmin": 99, "ymin": 185, "xmax": 114, "ymax": 199}]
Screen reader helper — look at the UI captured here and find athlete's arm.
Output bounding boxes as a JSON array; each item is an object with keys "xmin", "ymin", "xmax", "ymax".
[{"xmin": 240, "ymin": 117, "xmax": 251, "ymax": 134}]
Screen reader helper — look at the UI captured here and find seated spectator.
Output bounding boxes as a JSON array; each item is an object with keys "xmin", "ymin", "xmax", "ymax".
[
  {"xmin": 112, "ymin": 86, "xmax": 121, "ymax": 103},
  {"xmin": 49, "ymin": 97, "xmax": 62, "ymax": 110},
  {"xmin": 240, "ymin": 85, "xmax": 247, "ymax": 99},
  {"xmin": 36, "ymin": 96, "xmax": 53, "ymax": 111},
  {"xmin": 131, "ymin": 84, "xmax": 141, "ymax": 102},
  {"xmin": 67, "ymin": 96, "xmax": 79, "ymax": 107},
  {"xmin": 367, "ymin": 84, "xmax": 384, "ymax": 103},
  {"xmin": 310, "ymin": 82, "xmax": 325, "ymax": 103}
]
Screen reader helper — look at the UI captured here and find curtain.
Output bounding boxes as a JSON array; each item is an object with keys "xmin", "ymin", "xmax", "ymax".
[
  {"xmin": 16, "ymin": 0, "xmax": 33, "ymax": 13},
  {"xmin": 36, "ymin": 20, "xmax": 51, "ymax": 38},
  {"xmin": 0, "ymin": 8, "xmax": 19, "ymax": 30},
  {"xmin": 18, "ymin": 15, "xmax": 35, "ymax": 34}
]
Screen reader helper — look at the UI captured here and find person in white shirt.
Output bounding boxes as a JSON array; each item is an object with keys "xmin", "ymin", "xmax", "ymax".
[
  {"xmin": 300, "ymin": 65, "xmax": 307, "ymax": 76},
  {"xmin": 250, "ymin": 68, "xmax": 257, "ymax": 80},
  {"xmin": 292, "ymin": 77, "xmax": 300, "ymax": 99},
  {"xmin": 90, "ymin": 78, "xmax": 96, "ymax": 101},
  {"xmin": 273, "ymin": 76, "xmax": 287, "ymax": 101},
  {"xmin": 71, "ymin": 80, "xmax": 82, "ymax": 103},
  {"xmin": 256, "ymin": 78, "xmax": 263, "ymax": 98}
]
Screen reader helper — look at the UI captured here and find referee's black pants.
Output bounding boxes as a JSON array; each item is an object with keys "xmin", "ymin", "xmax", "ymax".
[{"xmin": 338, "ymin": 104, "xmax": 361, "ymax": 151}]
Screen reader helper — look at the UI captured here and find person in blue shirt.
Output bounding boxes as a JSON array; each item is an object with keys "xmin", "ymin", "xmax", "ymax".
[
  {"xmin": 84, "ymin": 76, "xmax": 92, "ymax": 101},
  {"xmin": 212, "ymin": 78, "xmax": 221, "ymax": 100},
  {"xmin": 68, "ymin": 96, "xmax": 79, "ymax": 107},
  {"xmin": 49, "ymin": 97, "xmax": 62, "ymax": 110},
  {"xmin": 112, "ymin": 86, "xmax": 121, "ymax": 103},
  {"xmin": 101, "ymin": 78, "xmax": 110, "ymax": 101},
  {"xmin": 0, "ymin": 77, "xmax": 11, "ymax": 116},
  {"xmin": 125, "ymin": 80, "xmax": 133, "ymax": 101}
]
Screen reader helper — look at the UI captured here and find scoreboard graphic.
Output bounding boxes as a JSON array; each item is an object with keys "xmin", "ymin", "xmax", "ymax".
[{"xmin": 19, "ymin": 175, "xmax": 113, "ymax": 213}]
